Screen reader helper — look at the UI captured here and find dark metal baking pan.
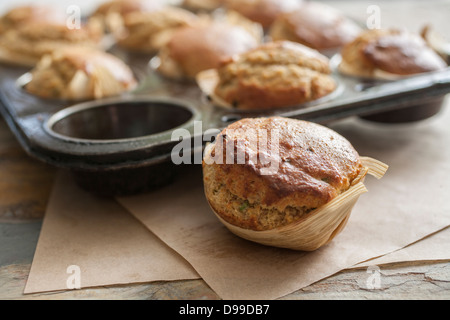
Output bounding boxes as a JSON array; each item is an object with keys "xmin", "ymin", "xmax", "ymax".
[{"xmin": 1, "ymin": 50, "xmax": 450, "ymax": 195}]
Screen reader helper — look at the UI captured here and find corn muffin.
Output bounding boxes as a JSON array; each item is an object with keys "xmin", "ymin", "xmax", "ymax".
[
  {"xmin": 269, "ymin": 1, "xmax": 362, "ymax": 51},
  {"xmin": 182, "ymin": 0, "xmax": 225, "ymax": 11},
  {"xmin": 0, "ymin": 5, "xmax": 66, "ymax": 34},
  {"xmin": 213, "ymin": 41, "xmax": 337, "ymax": 110},
  {"xmin": 114, "ymin": 6, "xmax": 199, "ymax": 53},
  {"xmin": 0, "ymin": 18, "xmax": 103, "ymax": 67},
  {"xmin": 91, "ymin": 0, "xmax": 165, "ymax": 34},
  {"xmin": 157, "ymin": 12, "xmax": 261, "ymax": 80},
  {"xmin": 203, "ymin": 116, "xmax": 363, "ymax": 231},
  {"xmin": 339, "ymin": 28, "xmax": 447, "ymax": 79},
  {"xmin": 225, "ymin": 0, "xmax": 303, "ymax": 29},
  {"xmin": 25, "ymin": 47, "xmax": 137, "ymax": 100}
]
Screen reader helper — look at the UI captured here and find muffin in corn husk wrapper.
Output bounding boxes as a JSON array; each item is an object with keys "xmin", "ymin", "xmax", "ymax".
[
  {"xmin": 202, "ymin": 117, "xmax": 388, "ymax": 251},
  {"xmin": 196, "ymin": 41, "xmax": 338, "ymax": 110},
  {"xmin": 155, "ymin": 10, "xmax": 263, "ymax": 81},
  {"xmin": 24, "ymin": 46, "xmax": 138, "ymax": 101}
]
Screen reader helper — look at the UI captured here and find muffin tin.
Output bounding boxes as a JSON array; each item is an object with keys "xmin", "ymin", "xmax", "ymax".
[{"xmin": 1, "ymin": 44, "xmax": 450, "ymax": 195}]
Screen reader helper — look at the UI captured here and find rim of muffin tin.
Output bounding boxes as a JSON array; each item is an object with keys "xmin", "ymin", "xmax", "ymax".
[
  {"xmin": 43, "ymin": 96, "xmax": 201, "ymax": 145},
  {"xmin": 12, "ymin": 67, "xmax": 204, "ymax": 145}
]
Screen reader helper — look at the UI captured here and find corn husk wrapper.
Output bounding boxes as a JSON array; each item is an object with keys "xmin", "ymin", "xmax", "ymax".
[
  {"xmin": 22, "ymin": 51, "xmax": 138, "ymax": 101},
  {"xmin": 208, "ymin": 157, "xmax": 388, "ymax": 251},
  {"xmin": 196, "ymin": 68, "xmax": 247, "ymax": 109},
  {"xmin": 421, "ymin": 25, "xmax": 450, "ymax": 64}
]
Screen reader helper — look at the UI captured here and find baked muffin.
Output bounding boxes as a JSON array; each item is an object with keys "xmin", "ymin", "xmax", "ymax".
[
  {"xmin": 225, "ymin": 0, "xmax": 303, "ymax": 29},
  {"xmin": 157, "ymin": 12, "xmax": 262, "ymax": 80},
  {"xmin": 25, "ymin": 47, "xmax": 137, "ymax": 100},
  {"xmin": 212, "ymin": 41, "xmax": 336, "ymax": 110},
  {"xmin": 182, "ymin": 0, "xmax": 225, "ymax": 12},
  {"xmin": 91, "ymin": 0, "xmax": 165, "ymax": 34},
  {"xmin": 114, "ymin": 6, "xmax": 200, "ymax": 53},
  {"xmin": 203, "ymin": 116, "xmax": 364, "ymax": 231},
  {"xmin": 339, "ymin": 28, "xmax": 447, "ymax": 79},
  {"xmin": 0, "ymin": 19, "xmax": 103, "ymax": 67},
  {"xmin": 0, "ymin": 5, "xmax": 66, "ymax": 34},
  {"xmin": 269, "ymin": 1, "xmax": 362, "ymax": 52}
]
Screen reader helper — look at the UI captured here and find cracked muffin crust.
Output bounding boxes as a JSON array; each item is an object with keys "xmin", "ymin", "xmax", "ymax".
[
  {"xmin": 213, "ymin": 41, "xmax": 337, "ymax": 110},
  {"xmin": 203, "ymin": 116, "xmax": 363, "ymax": 231}
]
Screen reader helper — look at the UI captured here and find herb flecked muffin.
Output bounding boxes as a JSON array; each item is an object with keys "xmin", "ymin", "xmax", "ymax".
[
  {"xmin": 202, "ymin": 116, "xmax": 363, "ymax": 231},
  {"xmin": 212, "ymin": 41, "xmax": 337, "ymax": 110}
]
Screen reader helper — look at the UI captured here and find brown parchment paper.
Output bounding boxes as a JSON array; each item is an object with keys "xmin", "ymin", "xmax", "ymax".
[
  {"xmin": 24, "ymin": 171, "xmax": 199, "ymax": 295},
  {"xmin": 118, "ymin": 100, "xmax": 450, "ymax": 300},
  {"xmin": 355, "ymin": 226, "xmax": 450, "ymax": 268}
]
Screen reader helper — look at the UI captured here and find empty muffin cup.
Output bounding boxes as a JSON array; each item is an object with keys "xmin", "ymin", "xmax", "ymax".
[{"xmin": 45, "ymin": 97, "xmax": 199, "ymax": 196}]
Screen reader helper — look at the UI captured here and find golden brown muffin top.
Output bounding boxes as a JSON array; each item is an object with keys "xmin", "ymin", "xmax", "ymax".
[
  {"xmin": 0, "ymin": 16, "xmax": 104, "ymax": 66},
  {"xmin": 10, "ymin": 21, "xmax": 102, "ymax": 43},
  {"xmin": 182, "ymin": 0, "xmax": 225, "ymax": 11},
  {"xmin": 0, "ymin": 5, "xmax": 66, "ymax": 33},
  {"xmin": 163, "ymin": 22, "xmax": 259, "ymax": 78},
  {"xmin": 222, "ymin": 40, "xmax": 331, "ymax": 72},
  {"xmin": 206, "ymin": 117, "xmax": 362, "ymax": 211},
  {"xmin": 51, "ymin": 46, "xmax": 136, "ymax": 83},
  {"xmin": 115, "ymin": 6, "xmax": 199, "ymax": 52},
  {"xmin": 269, "ymin": 2, "xmax": 362, "ymax": 50},
  {"xmin": 92, "ymin": 0, "xmax": 164, "ymax": 17},
  {"xmin": 225, "ymin": 0, "xmax": 303, "ymax": 28},
  {"xmin": 26, "ymin": 46, "xmax": 137, "ymax": 100},
  {"xmin": 213, "ymin": 41, "xmax": 336, "ymax": 109},
  {"xmin": 341, "ymin": 29, "xmax": 447, "ymax": 76},
  {"xmin": 121, "ymin": 6, "xmax": 199, "ymax": 31}
]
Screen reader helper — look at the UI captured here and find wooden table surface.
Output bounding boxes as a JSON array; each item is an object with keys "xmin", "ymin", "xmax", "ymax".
[{"xmin": 1, "ymin": 0, "xmax": 450, "ymax": 300}]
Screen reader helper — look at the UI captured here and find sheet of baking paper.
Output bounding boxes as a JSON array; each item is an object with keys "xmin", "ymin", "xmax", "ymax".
[
  {"xmin": 119, "ymin": 100, "xmax": 450, "ymax": 300},
  {"xmin": 24, "ymin": 171, "xmax": 199, "ymax": 295},
  {"xmin": 355, "ymin": 226, "xmax": 450, "ymax": 268}
]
